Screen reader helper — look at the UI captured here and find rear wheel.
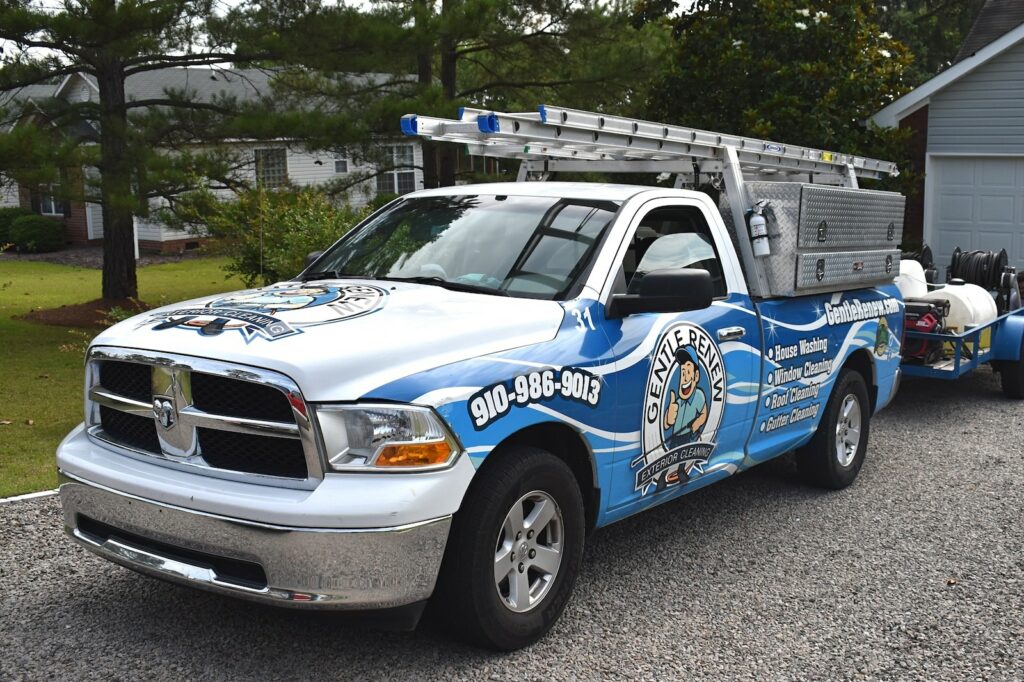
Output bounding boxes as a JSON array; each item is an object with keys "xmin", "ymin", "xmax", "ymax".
[
  {"xmin": 435, "ymin": 446, "xmax": 585, "ymax": 650},
  {"xmin": 1000, "ymin": 340, "xmax": 1024, "ymax": 399},
  {"xmin": 797, "ymin": 369, "xmax": 871, "ymax": 489}
]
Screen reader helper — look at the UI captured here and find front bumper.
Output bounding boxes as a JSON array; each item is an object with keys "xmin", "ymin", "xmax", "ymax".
[{"xmin": 59, "ymin": 472, "xmax": 451, "ymax": 610}]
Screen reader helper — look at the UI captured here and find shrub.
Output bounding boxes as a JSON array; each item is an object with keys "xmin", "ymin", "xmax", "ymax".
[
  {"xmin": 199, "ymin": 188, "xmax": 369, "ymax": 287},
  {"xmin": 0, "ymin": 207, "xmax": 34, "ymax": 249},
  {"xmin": 9, "ymin": 214, "xmax": 65, "ymax": 253}
]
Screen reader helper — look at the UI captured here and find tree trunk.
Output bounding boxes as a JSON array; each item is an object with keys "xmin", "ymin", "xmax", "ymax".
[
  {"xmin": 414, "ymin": 0, "xmax": 439, "ymax": 189},
  {"xmin": 96, "ymin": 61, "xmax": 138, "ymax": 300},
  {"xmin": 438, "ymin": 0, "xmax": 458, "ymax": 186}
]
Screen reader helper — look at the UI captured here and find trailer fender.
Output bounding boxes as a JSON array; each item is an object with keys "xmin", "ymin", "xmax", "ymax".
[{"xmin": 991, "ymin": 314, "xmax": 1024, "ymax": 363}]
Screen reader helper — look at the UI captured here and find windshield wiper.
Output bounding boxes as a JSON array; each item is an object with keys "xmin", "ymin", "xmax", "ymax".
[
  {"xmin": 300, "ymin": 272, "xmax": 510, "ymax": 296},
  {"xmin": 300, "ymin": 271, "xmax": 371, "ymax": 282},
  {"xmin": 385, "ymin": 276, "xmax": 510, "ymax": 296}
]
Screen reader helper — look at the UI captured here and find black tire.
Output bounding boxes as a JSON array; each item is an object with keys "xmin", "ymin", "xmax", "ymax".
[
  {"xmin": 1000, "ymin": 341, "xmax": 1024, "ymax": 399},
  {"xmin": 434, "ymin": 446, "xmax": 585, "ymax": 650},
  {"xmin": 797, "ymin": 369, "xmax": 871, "ymax": 490}
]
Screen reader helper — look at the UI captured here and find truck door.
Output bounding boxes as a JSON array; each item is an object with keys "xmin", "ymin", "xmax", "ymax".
[{"xmin": 599, "ymin": 198, "xmax": 761, "ymax": 520}]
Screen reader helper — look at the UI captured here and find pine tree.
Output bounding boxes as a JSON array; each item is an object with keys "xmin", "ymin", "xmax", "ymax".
[{"xmin": 0, "ymin": 0, "xmax": 320, "ymax": 298}]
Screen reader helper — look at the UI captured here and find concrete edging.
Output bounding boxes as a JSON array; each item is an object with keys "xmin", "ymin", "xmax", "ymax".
[{"xmin": 0, "ymin": 489, "xmax": 59, "ymax": 505}]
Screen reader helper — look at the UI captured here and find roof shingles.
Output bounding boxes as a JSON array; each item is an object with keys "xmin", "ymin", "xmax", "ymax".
[{"xmin": 955, "ymin": 0, "xmax": 1024, "ymax": 63}]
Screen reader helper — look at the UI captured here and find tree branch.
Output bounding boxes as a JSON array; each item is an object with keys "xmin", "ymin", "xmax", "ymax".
[
  {"xmin": 124, "ymin": 52, "xmax": 272, "ymax": 76},
  {"xmin": 0, "ymin": 35, "xmax": 88, "ymax": 60},
  {"xmin": 0, "ymin": 64, "xmax": 91, "ymax": 93},
  {"xmin": 458, "ymin": 77, "xmax": 599, "ymax": 98},
  {"xmin": 122, "ymin": 98, "xmax": 235, "ymax": 114}
]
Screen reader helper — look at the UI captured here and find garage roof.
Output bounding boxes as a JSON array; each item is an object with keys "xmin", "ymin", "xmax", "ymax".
[
  {"xmin": 871, "ymin": 18, "xmax": 1024, "ymax": 128},
  {"xmin": 955, "ymin": 0, "xmax": 1024, "ymax": 63}
]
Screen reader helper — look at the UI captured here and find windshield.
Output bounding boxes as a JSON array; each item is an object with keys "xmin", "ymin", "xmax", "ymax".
[{"xmin": 307, "ymin": 195, "xmax": 620, "ymax": 299}]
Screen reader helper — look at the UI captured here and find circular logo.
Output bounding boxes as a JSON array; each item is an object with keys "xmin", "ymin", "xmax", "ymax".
[
  {"xmin": 633, "ymin": 322, "xmax": 727, "ymax": 495},
  {"xmin": 208, "ymin": 284, "xmax": 387, "ymax": 326},
  {"xmin": 150, "ymin": 283, "xmax": 388, "ymax": 342}
]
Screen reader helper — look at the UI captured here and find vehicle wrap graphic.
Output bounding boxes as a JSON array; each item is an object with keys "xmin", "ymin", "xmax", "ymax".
[
  {"xmin": 363, "ymin": 286, "xmax": 903, "ymax": 528},
  {"xmin": 145, "ymin": 283, "xmax": 387, "ymax": 342},
  {"xmin": 633, "ymin": 322, "xmax": 725, "ymax": 495},
  {"xmin": 468, "ymin": 367, "xmax": 602, "ymax": 430}
]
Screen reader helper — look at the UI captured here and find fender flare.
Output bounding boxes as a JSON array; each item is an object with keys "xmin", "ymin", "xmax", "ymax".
[{"xmin": 992, "ymin": 314, "xmax": 1024, "ymax": 363}]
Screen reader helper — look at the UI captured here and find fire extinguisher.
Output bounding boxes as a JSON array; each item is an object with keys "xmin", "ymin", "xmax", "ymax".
[{"xmin": 747, "ymin": 200, "xmax": 771, "ymax": 257}]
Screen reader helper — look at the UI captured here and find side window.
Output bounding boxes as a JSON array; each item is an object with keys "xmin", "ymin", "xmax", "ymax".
[{"xmin": 620, "ymin": 206, "xmax": 727, "ymax": 298}]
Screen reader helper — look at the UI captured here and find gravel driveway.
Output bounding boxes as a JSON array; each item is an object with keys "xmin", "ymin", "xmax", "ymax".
[{"xmin": 2, "ymin": 370, "xmax": 1022, "ymax": 681}]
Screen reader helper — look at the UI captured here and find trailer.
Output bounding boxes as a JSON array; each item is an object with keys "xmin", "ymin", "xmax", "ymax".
[{"xmin": 900, "ymin": 301, "xmax": 1024, "ymax": 396}]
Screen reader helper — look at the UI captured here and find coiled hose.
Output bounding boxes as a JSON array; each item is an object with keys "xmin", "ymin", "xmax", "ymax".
[
  {"xmin": 948, "ymin": 248, "xmax": 1008, "ymax": 290},
  {"xmin": 902, "ymin": 244, "xmax": 937, "ymax": 283}
]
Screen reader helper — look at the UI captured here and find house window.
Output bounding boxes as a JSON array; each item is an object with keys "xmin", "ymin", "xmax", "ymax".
[
  {"xmin": 38, "ymin": 184, "xmax": 62, "ymax": 216},
  {"xmin": 375, "ymin": 145, "xmax": 416, "ymax": 196},
  {"xmin": 334, "ymin": 156, "xmax": 349, "ymax": 174},
  {"xmin": 254, "ymin": 148, "xmax": 288, "ymax": 188}
]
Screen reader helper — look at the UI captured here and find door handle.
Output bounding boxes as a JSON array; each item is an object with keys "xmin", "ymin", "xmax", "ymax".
[{"xmin": 717, "ymin": 326, "xmax": 745, "ymax": 342}]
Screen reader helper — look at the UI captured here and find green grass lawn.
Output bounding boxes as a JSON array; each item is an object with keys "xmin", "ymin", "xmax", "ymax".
[{"xmin": 0, "ymin": 257, "xmax": 243, "ymax": 497}]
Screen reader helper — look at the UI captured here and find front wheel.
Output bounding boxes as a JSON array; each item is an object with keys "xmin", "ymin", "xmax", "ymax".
[
  {"xmin": 434, "ymin": 446, "xmax": 585, "ymax": 650},
  {"xmin": 797, "ymin": 369, "xmax": 871, "ymax": 489}
]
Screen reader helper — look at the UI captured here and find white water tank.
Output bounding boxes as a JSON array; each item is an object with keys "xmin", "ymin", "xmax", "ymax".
[
  {"xmin": 895, "ymin": 259, "xmax": 928, "ymax": 299},
  {"xmin": 920, "ymin": 281, "xmax": 998, "ymax": 332}
]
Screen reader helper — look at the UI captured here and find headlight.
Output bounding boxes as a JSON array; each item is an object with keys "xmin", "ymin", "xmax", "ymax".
[{"xmin": 314, "ymin": 403, "xmax": 461, "ymax": 471}]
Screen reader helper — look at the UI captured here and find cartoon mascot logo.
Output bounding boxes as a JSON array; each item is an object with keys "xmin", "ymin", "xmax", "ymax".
[
  {"xmin": 147, "ymin": 283, "xmax": 387, "ymax": 342},
  {"xmin": 632, "ymin": 322, "xmax": 726, "ymax": 495}
]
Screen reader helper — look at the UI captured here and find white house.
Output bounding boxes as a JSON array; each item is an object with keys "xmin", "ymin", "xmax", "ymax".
[
  {"xmin": 871, "ymin": 0, "xmax": 1024, "ymax": 275},
  {"xmin": 1, "ymin": 68, "xmax": 424, "ymax": 253}
]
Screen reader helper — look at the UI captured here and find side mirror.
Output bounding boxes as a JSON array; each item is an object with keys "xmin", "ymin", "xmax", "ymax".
[
  {"xmin": 607, "ymin": 269, "xmax": 714, "ymax": 319},
  {"xmin": 305, "ymin": 250, "xmax": 324, "ymax": 268}
]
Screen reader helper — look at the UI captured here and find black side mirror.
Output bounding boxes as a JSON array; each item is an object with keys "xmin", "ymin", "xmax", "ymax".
[
  {"xmin": 305, "ymin": 250, "xmax": 324, "ymax": 268},
  {"xmin": 607, "ymin": 269, "xmax": 714, "ymax": 319}
]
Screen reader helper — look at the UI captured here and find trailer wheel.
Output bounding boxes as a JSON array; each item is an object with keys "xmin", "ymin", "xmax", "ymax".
[
  {"xmin": 797, "ymin": 369, "xmax": 870, "ymax": 489},
  {"xmin": 435, "ymin": 446, "xmax": 585, "ymax": 650},
  {"xmin": 1000, "ymin": 340, "xmax": 1024, "ymax": 399}
]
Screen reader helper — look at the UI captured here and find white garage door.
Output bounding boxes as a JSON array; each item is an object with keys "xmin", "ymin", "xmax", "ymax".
[{"xmin": 929, "ymin": 156, "xmax": 1024, "ymax": 278}]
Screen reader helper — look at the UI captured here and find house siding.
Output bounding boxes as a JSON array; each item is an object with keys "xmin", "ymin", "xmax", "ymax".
[
  {"xmin": 130, "ymin": 142, "xmax": 424, "ymax": 249},
  {"xmin": 929, "ymin": 40, "xmax": 1024, "ymax": 154},
  {"xmin": 62, "ymin": 75, "xmax": 95, "ymax": 104}
]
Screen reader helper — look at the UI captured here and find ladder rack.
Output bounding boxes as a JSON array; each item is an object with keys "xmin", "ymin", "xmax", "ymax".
[
  {"xmin": 399, "ymin": 105, "xmax": 901, "ymax": 299},
  {"xmin": 401, "ymin": 104, "xmax": 899, "ymax": 185}
]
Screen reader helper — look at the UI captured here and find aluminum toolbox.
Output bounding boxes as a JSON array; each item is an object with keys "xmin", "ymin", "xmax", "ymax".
[{"xmin": 721, "ymin": 182, "xmax": 904, "ymax": 297}]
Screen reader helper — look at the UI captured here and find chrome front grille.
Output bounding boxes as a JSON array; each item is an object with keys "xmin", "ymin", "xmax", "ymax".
[{"xmin": 85, "ymin": 347, "xmax": 322, "ymax": 488}]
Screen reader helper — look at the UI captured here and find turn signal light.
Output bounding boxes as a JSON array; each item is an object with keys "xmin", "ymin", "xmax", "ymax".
[{"xmin": 375, "ymin": 441, "xmax": 453, "ymax": 467}]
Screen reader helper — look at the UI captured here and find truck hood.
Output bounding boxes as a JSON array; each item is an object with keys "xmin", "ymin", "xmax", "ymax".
[{"xmin": 92, "ymin": 279, "xmax": 565, "ymax": 400}]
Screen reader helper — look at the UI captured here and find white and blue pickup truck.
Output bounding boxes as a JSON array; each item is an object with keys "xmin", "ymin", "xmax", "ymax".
[{"xmin": 58, "ymin": 108, "xmax": 912, "ymax": 650}]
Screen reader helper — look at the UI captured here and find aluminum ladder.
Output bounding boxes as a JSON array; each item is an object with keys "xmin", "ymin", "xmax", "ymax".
[{"xmin": 399, "ymin": 104, "xmax": 901, "ymax": 298}]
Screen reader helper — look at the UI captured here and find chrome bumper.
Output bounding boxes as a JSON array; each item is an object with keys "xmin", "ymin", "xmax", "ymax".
[{"xmin": 59, "ymin": 473, "xmax": 451, "ymax": 610}]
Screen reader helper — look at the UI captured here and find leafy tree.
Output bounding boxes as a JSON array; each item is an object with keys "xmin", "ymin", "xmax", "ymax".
[
  {"xmin": 875, "ymin": 0, "xmax": 987, "ymax": 87},
  {"xmin": 637, "ymin": 0, "xmax": 913, "ymax": 156}
]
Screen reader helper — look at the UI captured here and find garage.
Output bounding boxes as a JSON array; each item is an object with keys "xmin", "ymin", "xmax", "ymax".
[
  {"xmin": 872, "ymin": 3, "xmax": 1024, "ymax": 280},
  {"xmin": 928, "ymin": 156, "xmax": 1024, "ymax": 273}
]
